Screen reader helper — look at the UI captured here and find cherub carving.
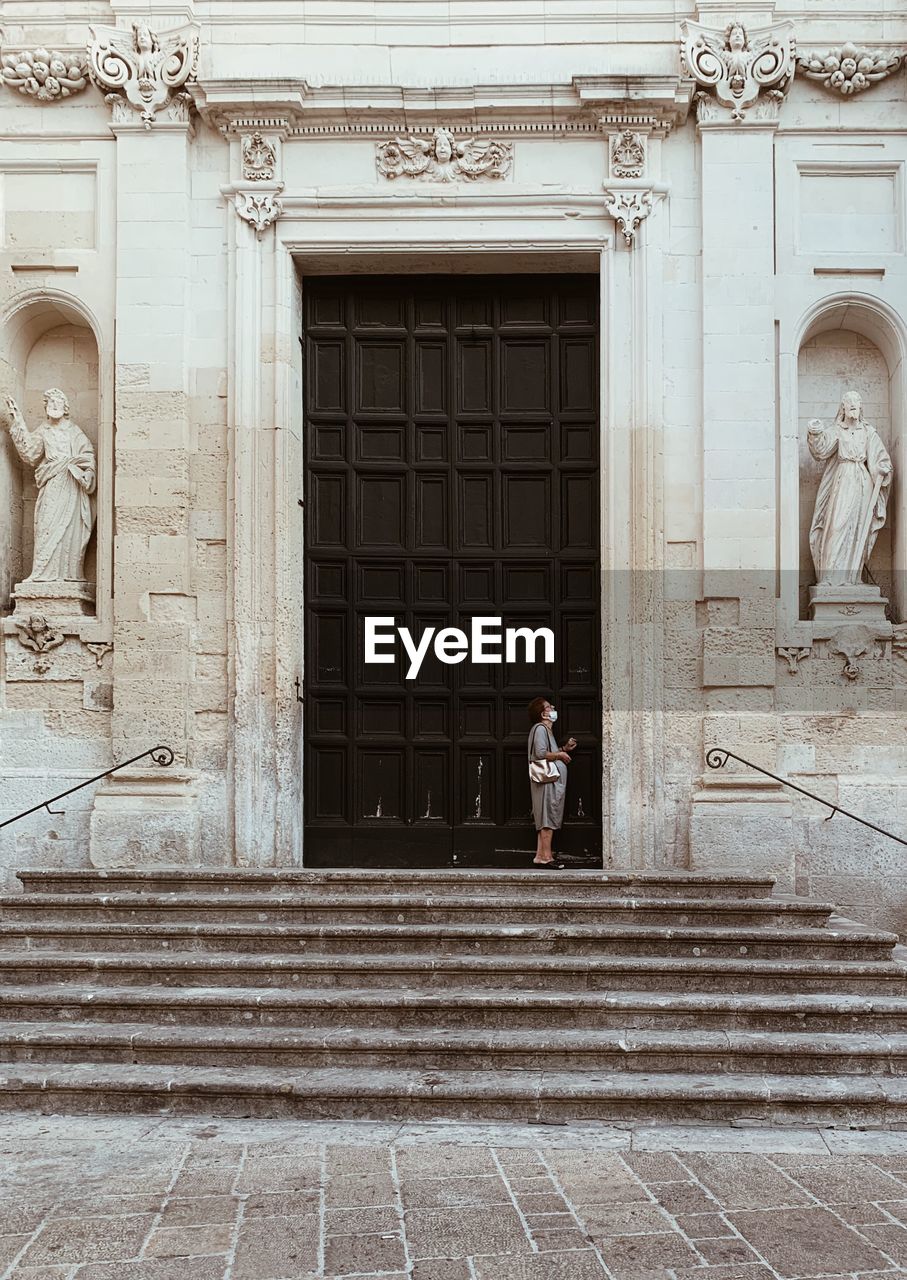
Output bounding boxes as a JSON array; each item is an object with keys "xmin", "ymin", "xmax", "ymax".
[
  {"xmin": 88, "ymin": 21, "xmax": 198, "ymax": 127},
  {"xmin": 681, "ymin": 20, "xmax": 796, "ymax": 121},
  {"xmin": 16, "ymin": 615, "xmax": 65, "ymax": 673},
  {"xmin": 376, "ymin": 129, "xmax": 512, "ymax": 182}
]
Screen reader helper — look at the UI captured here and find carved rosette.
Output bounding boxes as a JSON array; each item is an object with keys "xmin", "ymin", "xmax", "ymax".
[
  {"xmin": 234, "ymin": 190, "xmax": 283, "ymax": 237},
  {"xmin": 681, "ymin": 19, "xmax": 795, "ymax": 124},
  {"xmin": 604, "ymin": 189, "xmax": 654, "ymax": 248},
  {"xmin": 376, "ymin": 128, "xmax": 512, "ymax": 182},
  {"xmin": 610, "ymin": 130, "xmax": 646, "ymax": 179},
  {"xmin": 88, "ymin": 21, "xmax": 199, "ymax": 128},
  {"xmin": 797, "ymin": 43, "xmax": 904, "ymax": 95},
  {"xmin": 242, "ymin": 132, "xmax": 277, "ymax": 181},
  {"xmin": 1, "ymin": 48, "xmax": 89, "ymax": 99}
]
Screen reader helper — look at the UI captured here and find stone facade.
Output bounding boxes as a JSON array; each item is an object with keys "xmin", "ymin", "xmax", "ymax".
[{"xmin": 1, "ymin": 2, "xmax": 906, "ymax": 931}]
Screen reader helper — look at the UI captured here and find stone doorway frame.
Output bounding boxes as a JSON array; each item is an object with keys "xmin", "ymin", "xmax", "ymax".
[{"xmin": 227, "ymin": 210, "xmax": 666, "ymax": 871}]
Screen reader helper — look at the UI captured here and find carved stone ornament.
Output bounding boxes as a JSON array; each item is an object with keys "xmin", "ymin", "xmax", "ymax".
[
  {"xmin": 16, "ymin": 613, "xmax": 65, "ymax": 655},
  {"xmin": 1, "ymin": 48, "xmax": 89, "ymax": 99},
  {"xmin": 829, "ymin": 625, "xmax": 876, "ymax": 681},
  {"xmin": 778, "ymin": 646, "xmax": 810, "ymax": 675},
  {"xmin": 604, "ymin": 189, "xmax": 654, "ymax": 248},
  {"xmin": 88, "ymin": 21, "xmax": 199, "ymax": 128},
  {"xmin": 85, "ymin": 641, "xmax": 113, "ymax": 668},
  {"xmin": 798, "ymin": 43, "xmax": 903, "ymax": 95},
  {"xmin": 242, "ymin": 132, "xmax": 277, "ymax": 181},
  {"xmin": 235, "ymin": 190, "xmax": 283, "ymax": 237},
  {"xmin": 610, "ymin": 130, "xmax": 646, "ymax": 179},
  {"xmin": 376, "ymin": 128, "xmax": 513, "ymax": 182},
  {"xmin": 681, "ymin": 20, "xmax": 796, "ymax": 123}
]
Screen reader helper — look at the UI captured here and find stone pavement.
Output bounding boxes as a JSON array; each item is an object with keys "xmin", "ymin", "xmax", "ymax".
[{"xmin": 3, "ymin": 1117, "xmax": 907, "ymax": 1279}]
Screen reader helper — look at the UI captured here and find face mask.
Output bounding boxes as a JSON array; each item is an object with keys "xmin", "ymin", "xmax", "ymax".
[{"xmin": 547, "ymin": 709, "xmax": 558, "ymax": 723}]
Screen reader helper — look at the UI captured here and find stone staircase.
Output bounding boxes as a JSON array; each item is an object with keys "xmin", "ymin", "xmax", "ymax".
[{"xmin": 1, "ymin": 866, "xmax": 907, "ymax": 1124}]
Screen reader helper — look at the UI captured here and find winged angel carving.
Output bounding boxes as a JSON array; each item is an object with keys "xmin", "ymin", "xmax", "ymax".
[
  {"xmin": 681, "ymin": 21, "xmax": 795, "ymax": 122},
  {"xmin": 376, "ymin": 128, "xmax": 512, "ymax": 183},
  {"xmin": 88, "ymin": 22, "xmax": 198, "ymax": 127}
]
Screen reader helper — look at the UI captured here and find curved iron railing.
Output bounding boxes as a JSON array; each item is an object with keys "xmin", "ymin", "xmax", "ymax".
[
  {"xmin": 0, "ymin": 746, "xmax": 175, "ymax": 831},
  {"xmin": 706, "ymin": 747, "xmax": 907, "ymax": 850}
]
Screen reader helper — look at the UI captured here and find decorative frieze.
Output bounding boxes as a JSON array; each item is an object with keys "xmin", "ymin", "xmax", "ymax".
[
  {"xmin": 797, "ymin": 43, "xmax": 904, "ymax": 95},
  {"xmin": 610, "ymin": 130, "xmax": 646, "ymax": 179},
  {"xmin": 681, "ymin": 20, "xmax": 796, "ymax": 124},
  {"xmin": 604, "ymin": 188, "xmax": 655, "ymax": 248},
  {"xmin": 88, "ymin": 21, "xmax": 198, "ymax": 128},
  {"xmin": 1, "ymin": 48, "xmax": 88, "ymax": 100},
  {"xmin": 376, "ymin": 128, "xmax": 512, "ymax": 182}
]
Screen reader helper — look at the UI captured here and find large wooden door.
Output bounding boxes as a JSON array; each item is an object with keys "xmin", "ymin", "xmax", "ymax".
[{"xmin": 303, "ymin": 274, "xmax": 601, "ymax": 865}]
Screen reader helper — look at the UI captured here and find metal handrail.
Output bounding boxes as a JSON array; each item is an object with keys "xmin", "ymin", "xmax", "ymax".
[
  {"xmin": 0, "ymin": 746, "xmax": 175, "ymax": 831},
  {"xmin": 706, "ymin": 747, "xmax": 907, "ymax": 850}
]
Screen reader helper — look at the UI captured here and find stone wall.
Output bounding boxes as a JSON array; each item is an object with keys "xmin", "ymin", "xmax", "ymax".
[{"xmin": 0, "ymin": 1, "xmax": 906, "ymax": 932}]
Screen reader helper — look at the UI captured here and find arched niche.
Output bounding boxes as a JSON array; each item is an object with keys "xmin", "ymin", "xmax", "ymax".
[
  {"xmin": 793, "ymin": 298, "xmax": 906, "ymax": 624},
  {"xmin": 0, "ymin": 293, "xmax": 111, "ymax": 624}
]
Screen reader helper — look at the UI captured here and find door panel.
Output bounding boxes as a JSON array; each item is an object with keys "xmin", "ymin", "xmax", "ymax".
[{"xmin": 304, "ymin": 274, "xmax": 601, "ymax": 865}]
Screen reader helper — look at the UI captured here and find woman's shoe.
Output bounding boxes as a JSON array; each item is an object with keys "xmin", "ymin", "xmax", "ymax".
[{"xmin": 532, "ymin": 859, "xmax": 564, "ymax": 869}]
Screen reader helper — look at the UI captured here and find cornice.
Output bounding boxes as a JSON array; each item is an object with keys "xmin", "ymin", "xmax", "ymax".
[{"xmin": 192, "ymin": 73, "xmax": 693, "ymax": 133}]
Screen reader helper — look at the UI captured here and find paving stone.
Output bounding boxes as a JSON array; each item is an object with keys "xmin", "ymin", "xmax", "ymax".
[
  {"xmin": 73, "ymin": 1264, "xmax": 229, "ymax": 1280},
  {"xmin": 50, "ymin": 1195, "xmax": 164, "ymax": 1219},
  {"xmin": 325, "ymin": 1145, "xmax": 392, "ymax": 1176},
  {"xmin": 530, "ymin": 1229, "xmax": 595, "ymax": 1250},
  {"xmin": 508, "ymin": 1175, "xmax": 557, "ymax": 1194},
  {"xmin": 400, "ymin": 1174, "xmax": 511, "ymax": 1209},
  {"xmin": 830, "ymin": 1201, "xmax": 898, "ymax": 1227},
  {"xmin": 771, "ymin": 1156, "xmax": 907, "ymax": 1205},
  {"xmin": 728, "ymin": 1207, "xmax": 891, "ymax": 1276},
  {"xmin": 8, "ymin": 1266, "xmax": 76, "ymax": 1279},
  {"xmin": 19, "ymin": 1215, "xmax": 156, "ymax": 1267},
  {"xmin": 3, "ymin": 1206, "xmax": 53, "ymax": 1234},
  {"xmin": 670, "ymin": 1268, "xmax": 774, "ymax": 1280},
  {"xmin": 619, "ymin": 1151, "xmax": 691, "ymax": 1182},
  {"xmin": 243, "ymin": 1191, "xmax": 321, "ymax": 1218},
  {"xmin": 410, "ymin": 1260, "xmax": 473, "ymax": 1280},
  {"xmin": 594, "ymin": 1230, "xmax": 700, "ymax": 1275},
  {"xmin": 472, "ymin": 1254, "xmax": 609, "ymax": 1279},
  {"xmin": 513, "ymin": 1192, "xmax": 571, "ymax": 1213},
  {"xmin": 159, "ymin": 1196, "xmax": 238, "ymax": 1226},
  {"xmin": 647, "ymin": 1179, "xmax": 720, "ymax": 1214},
  {"xmin": 169, "ymin": 1170, "xmax": 237, "ymax": 1198},
  {"xmin": 145, "ymin": 1223, "xmax": 233, "ymax": 1258},
  {"xmin": 323, "ymin": 1207, "xmax": 400, "ymax": 1235},
  {"xmin": 403, "ymin": 1204, "xmax": 530, "ymax": 1259},
  {"xmin": 855, "ymin": 1223, "xmax": 907, "ymax": 1266},
  {"xmin": 396, "ymin": 1145, "xmax": 499, "ymax": 1177},
  {"xmin": 576, "ymin": 1201, "xmax": 674, "ymax": 1236},
  {"xmin": 695, "ymin": 1235, "xmax": 759, "ymax": 1265},
  {"xmin": 0, "ymin": 1237, "xmax": 30, "ymax": 1270},
  {"xmin": 681, "ymin": 1154, "xmax": 813, "ymax": 1210},
  {"xmin": 674, "ymin": 1210, "xmax": 734, "ymax": 1238},
  {"xmin": 235, "ymin": 1157, "xmax": 322, "ymax": 1193},
  {"xmin": 324, "ymin": 1173, "xmax": 397, "ymax": 1208},
  {"xmin": 323, "ymin": 1230, "xmax": 407, "ymax": 1274},
  {"xmin": 230, "ymin": 1214, "xmax": 320, "ymax": 1279}
]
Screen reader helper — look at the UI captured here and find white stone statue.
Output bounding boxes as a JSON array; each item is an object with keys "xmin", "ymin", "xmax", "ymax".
[
  {"xmin": 808, "ymin": 390, "xmax": 892, "ymax": 587},
  {"xmin": 3, "ymin": 388, "xmax": 96, "ymax": 583}
]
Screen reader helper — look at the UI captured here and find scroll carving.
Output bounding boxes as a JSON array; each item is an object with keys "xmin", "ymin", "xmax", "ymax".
[
  {"xmin": 88, "ymin": 21, "xmax": 198, "ymax": 127},
  {"xmin": 235, "ymin": 190, "xmax": 283, "ymax": 236},
  {"xmin": 681, "ymin": 20, "xmax": 796, "ymax": 123},
  {"xmin": 610, "ymin": 130, "xmax": 646, "ymax": 179},
  {"xmin": 242, "ymin": 132, "xmax": 277, "ymax": 181},
  {"xmin": 604, "ymin": 189, "xmax": 654, "ymax": 248}
]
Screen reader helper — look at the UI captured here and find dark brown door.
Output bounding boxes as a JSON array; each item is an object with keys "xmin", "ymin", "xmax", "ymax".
[{"xmin": 304, "ymin": 274, "xmax": 601, "ymax": 866}]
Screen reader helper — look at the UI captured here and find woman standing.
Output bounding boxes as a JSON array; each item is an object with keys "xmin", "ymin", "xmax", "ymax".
[{"xmin": 527, "ymin": 696, "xmax": 576, "ymax": 868}]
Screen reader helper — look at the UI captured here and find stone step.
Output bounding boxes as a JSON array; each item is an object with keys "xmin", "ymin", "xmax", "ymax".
[
  {"xmin": 0, "ymin": 917, "xmax": 893, "ymax": 960},
  {"xmin": 0, "ymin": 891, "xmax": 835, "ymax": 929},
  {"xmin": 17, "ymin": 867, "xmax": 779, "ymax": 900},
  {"xmin": 1, "ymin": 1061, "xmax": 906, "ymax": 1124},
  {"xmin": 1, "ymin": 948, "xmax": 904, "ymax": 994},
  {"xmin": 3, "ymin": 981, "xmax": 907, "ymax": 1034},
  {"xmin": 4, "ymin": 1019, "xmax": 907, "ymax": 1075}
]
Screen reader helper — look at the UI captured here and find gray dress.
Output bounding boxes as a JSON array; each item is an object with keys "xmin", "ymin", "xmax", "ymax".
[{"xmin": 528, "ymin": 723, "xmax": 567, "ymax": 831}]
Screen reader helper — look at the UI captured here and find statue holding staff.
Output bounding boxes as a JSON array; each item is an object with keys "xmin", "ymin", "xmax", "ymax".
[
  {"xmin": 3, "ymin": 388, "xmax": 96, "ymax": 583},
  {"xmin": 808, "ymin": 390, "xmax": 892, "ymax": 587}
]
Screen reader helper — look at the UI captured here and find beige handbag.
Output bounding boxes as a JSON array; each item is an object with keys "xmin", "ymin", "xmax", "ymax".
[{"xmin": 528, "ymin": 726, "xmax": 560, "ymax": 784}]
